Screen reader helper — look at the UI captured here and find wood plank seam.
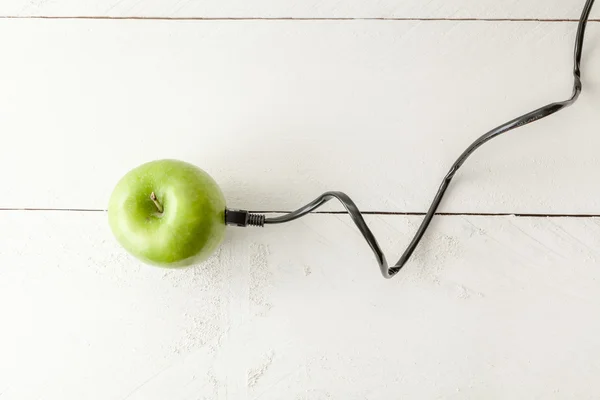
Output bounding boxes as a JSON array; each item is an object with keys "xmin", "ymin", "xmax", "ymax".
[
  {"xmin": 3, "ymin": 209, "xmax": 600, "ymax": 219},
  {"xmin": 1, "ymin": 16, "xmax": 600, "ymax": 22}
]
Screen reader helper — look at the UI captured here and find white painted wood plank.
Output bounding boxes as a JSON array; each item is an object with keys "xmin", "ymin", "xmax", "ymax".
[
  {"xmin": 1, "ymin": 20, "xmax": 600, "ymax": 213},
  {"xmin": 2, "ymin": 0, "xmax": 600, "ymax": 19},
  {"xmin": 1, "ymin": 211, "xmax": 600, "ymax": 398}
]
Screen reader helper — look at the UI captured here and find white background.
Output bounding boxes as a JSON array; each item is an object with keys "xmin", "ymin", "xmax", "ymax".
[{"xmin": 1, "ymin": 0, "xmax": 600, "ymax": 399}]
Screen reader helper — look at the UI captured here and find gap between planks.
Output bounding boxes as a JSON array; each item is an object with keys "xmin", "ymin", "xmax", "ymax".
[
  {"xmin": 0, "ymin": 16, "xmax": 599, "ymax": 22},
  {"xmin": 1, "ymin": 208, "xmax": 600, "ymax": 219}
]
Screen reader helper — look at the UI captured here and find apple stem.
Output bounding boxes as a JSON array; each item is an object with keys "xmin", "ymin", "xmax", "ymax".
[{"xmin": 150, "ymin": 192, "xmax": 164, "ymax": 213}]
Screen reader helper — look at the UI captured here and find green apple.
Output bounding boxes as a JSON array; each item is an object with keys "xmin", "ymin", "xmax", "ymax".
[{"xmin": 108, "ymin": 159, "xmax": 226, "ymax": 268}]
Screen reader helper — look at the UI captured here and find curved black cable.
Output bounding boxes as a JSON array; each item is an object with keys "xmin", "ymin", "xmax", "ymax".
[{"xmin": 236, "ymin": 0, "xmax": 596, "ymax": 279}]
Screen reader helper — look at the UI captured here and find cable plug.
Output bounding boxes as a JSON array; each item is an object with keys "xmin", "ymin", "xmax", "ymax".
[{"xmin": 225, "ymin": 209, "xmax": 265, "ymax": 227}]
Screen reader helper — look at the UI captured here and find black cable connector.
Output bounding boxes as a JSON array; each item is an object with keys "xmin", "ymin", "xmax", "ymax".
[{"xmin": 225, "ymin": 209, "xmax": 265, "ymax": 227}]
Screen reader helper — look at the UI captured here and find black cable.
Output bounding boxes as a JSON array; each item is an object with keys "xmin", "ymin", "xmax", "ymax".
[{"xmin": 226, "ymin": 0, "xmax": 596, "ymax": 279}]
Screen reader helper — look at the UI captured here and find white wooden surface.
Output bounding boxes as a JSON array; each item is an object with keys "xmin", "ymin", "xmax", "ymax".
[
  {"xmin": 2, "ymin": 212, "xmax": 600, "ymax": 399},
  {"xmin": 1, "ymin": 20, "xmax": 600, "ymax": 213},
  {"xmin": 2, "ymin": 0, "xmax": 600, "ymax": 398},
  {"xmin": 2, "ymin": 0, "xmax": 600, "ymax": 19}
]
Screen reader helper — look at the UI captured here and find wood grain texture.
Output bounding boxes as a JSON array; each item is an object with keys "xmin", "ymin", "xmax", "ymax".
[
  {"xmin": 1, "ymin": 19, "xmax": 599, "ymax": 213},
  {"xmin": 0, "ymin": 211, "xmax": 599, "ymax": 399},
  {"xmin": 1, "ymin": 0, "xmax": 600, "ymax": 19}
]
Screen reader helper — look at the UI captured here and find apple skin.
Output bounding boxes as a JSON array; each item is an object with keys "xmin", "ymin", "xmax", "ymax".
[{"xmin": 108, "ymin": 159, "xmax": 226, "ymax": 268}]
